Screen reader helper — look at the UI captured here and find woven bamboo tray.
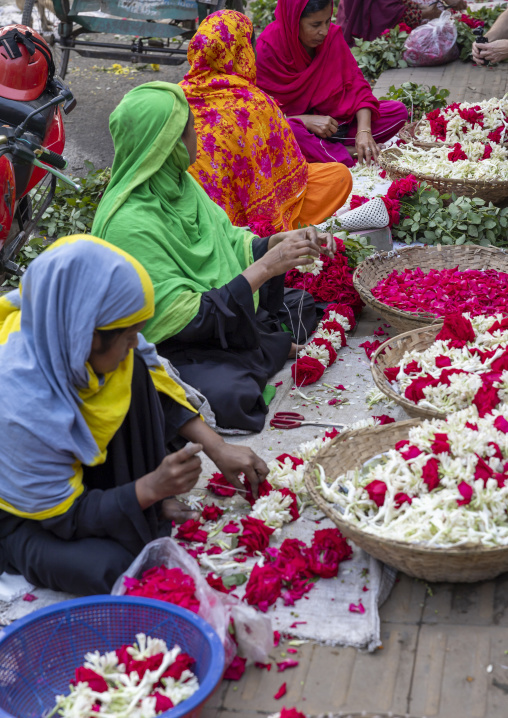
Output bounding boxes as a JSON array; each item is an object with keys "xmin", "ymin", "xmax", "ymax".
[
  {"xmin": 305, "ymin": 420, "xmax": 508, "ymax": 582},
  {"xmin": 378, "ymin": 146, "xmax": 508, "ymax": 204},
  {"xmin": 353, "ymin": 243, "xmax": 508, "ymax": 334},
  {"xmin": 370, "ymin": 324, "xmax": 446, "ymax": 420}
]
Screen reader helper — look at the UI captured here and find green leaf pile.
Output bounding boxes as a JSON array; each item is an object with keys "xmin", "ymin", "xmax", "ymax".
[{"xmin": 380, "ymin": 82, "xmax": 450, "ymax": 121}]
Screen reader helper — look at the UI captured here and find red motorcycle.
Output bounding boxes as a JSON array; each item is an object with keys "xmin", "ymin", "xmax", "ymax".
[{"xmin": 0, "ymin": 24, "xmax": 78, "ymax": 283}]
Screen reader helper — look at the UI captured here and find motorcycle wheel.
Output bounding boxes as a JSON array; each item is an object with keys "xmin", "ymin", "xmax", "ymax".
[{"xmin": 21, "ymin": 0, "xmax": 71, "ymax": 79}]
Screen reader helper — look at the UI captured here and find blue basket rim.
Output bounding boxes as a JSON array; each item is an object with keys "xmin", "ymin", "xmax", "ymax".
[{"xmin": 0, "ymin": 595, "xmax": 225, "ymax": 718}]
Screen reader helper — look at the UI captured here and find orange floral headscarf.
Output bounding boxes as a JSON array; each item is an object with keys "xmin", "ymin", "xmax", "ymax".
[{"xmin": 180, "ymin": 10, "xmax": 308, "ymax": 233}]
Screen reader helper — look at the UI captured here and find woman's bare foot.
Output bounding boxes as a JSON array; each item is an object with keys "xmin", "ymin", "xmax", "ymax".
[
  {"xmin": 288, "ymin": 343, "xmax": 304, "ymax": 359},
  {"xmin": 160, "ymin": 497, "xmax": 200, "ymax": 524}
]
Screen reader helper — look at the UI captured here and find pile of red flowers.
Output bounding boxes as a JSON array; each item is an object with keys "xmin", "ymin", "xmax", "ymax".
[
  {"xmin": 244, "ymin": 529, "xmax": 352, "ymax": 613},
  {"xmin": 457, "ymin": 13, "xmax": 485, "ymax": 29},
  {"xmin": 123, "ymin": 566, "xmax": 200, "ymax": 614},
  {"xmin": 284, "ymin": 235, "xmax": 362, "ymax": 307},
  {"xmin": 350, "ymin": 175, "xmax": 420, "ymax": 229},
  {"xmin": 372, "ymin": 266, "xmax": 508, "ymax": 317}
]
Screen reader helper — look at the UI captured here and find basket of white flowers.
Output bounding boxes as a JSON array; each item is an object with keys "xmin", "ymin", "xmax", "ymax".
[{"xmin": 305, "ymin": 413, "xmax": 508, "ymax": 582}]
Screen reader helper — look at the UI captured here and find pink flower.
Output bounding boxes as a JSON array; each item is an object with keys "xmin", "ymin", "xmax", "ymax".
[
  {"xmin": 274, "ymin": 683, "xmax": 287, "ymax": 700},
  {"xmin": 224, "ymin": 655, "xmax": 247, "ymax": 680},
  {"xmin": 349, "ymin": 601, "xmax": 365, "ymax": 614},
  {"xmin": 235, "ymin": 107, "xmax": 253, "ymax": 133}
]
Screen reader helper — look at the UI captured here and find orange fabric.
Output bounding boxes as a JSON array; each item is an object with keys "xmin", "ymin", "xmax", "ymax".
[
  {"xmin": 291, "ymin": 162, "xmax": 353, "ymax": 229},
  {"xmin": 180, "ymin": 10, "xmax": 342, "ymax": 233}
]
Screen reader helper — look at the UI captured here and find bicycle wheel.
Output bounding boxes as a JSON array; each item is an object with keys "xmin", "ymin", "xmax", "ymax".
[{"xmin": 50, "ymin": 38, "xmax": 71, "ymax": 79}]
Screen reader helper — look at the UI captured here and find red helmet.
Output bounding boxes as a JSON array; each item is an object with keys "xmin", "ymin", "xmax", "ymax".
[{"xmin": 0, "ymin": 24, "xmax": 54, "ymax": 102}]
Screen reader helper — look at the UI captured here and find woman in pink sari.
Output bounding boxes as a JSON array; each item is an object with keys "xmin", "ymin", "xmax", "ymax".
[{"xmin": 256, "ymin": 0, "xmax": 408, "ymax": 167}]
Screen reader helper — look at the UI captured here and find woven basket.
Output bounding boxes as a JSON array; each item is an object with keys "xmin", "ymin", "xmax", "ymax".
[
  {"xmin": 370, "ymin": 324, "xmax": 447, "ymax": 420},
  {"xmin": 305, "ymin": 421, "xmax": 508, "ymax": 582},
  {"xmin": 399, "ymin": 120, "xmax": 444, "ymax": 149},
  {"xmin": 353, "ymin": 243, "xmax": 508, "ymax": 334},
  {"xmin": 378, "ymin": 146, "xmax": 508, "ymax": 204}
]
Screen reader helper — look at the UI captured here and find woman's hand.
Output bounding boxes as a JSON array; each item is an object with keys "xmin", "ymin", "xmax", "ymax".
[
  {"xmin": 135, "ymin": 443, "xmax": 202, "ymax": 509},
  {"xmin": 269, "ymin": 227, "xmax": 336, "ymax": 258},
  {"xmin": 295, "ymin": 114, "xmax": 339, "ymax": 139},
  {"xmin": 472, "ymin": 39, "xmax": 508, "ymax": 65},
  {"xmin": 208, "ymin": 443, "xmax": 269, "ymax": 500},
  {"xmin": 355, "ymin": 130, "xmax": 379, "ymax": 166},
  {"xmin": 262, "ymin": 228, "xmax": 326, "ymax": 276}
]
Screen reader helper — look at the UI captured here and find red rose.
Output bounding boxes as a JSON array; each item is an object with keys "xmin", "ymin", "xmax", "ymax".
[
  {"xmin": 421, "ymin": 457, "xmax": 440, "ymax": 491},
  {"xmin": 394, "ymin": 492, "xmax": 412, "ymax": 508},
  {"xmin": 202, "ymin": 503, "xmax": 224, "ymax": 522},
  {"xmin": 73, "ymin": 667, "xmax": 108, "ymax": 693},
  {"xmin": 404, "ymin": 374, "xmax": 438, "ymax": 403},
  {"xmin": 473, "ymin": 384, "xmax": 500, "ymax": 418},
  {"xmin": 312, "ymin": 337, "xmax": 337, "ymax": 366},
  {"xmin": 349, "ymin": 194, "xmax": 369, "ymax": 209},
  {"xmin": 395, "ymin": 439, "xmax": 409, "ymax": 451},
  {"xmin": 398, "ymin": 22, "xmax": 412, "ymax": 33},
  {"xmin": 447, "ymin": 143, "xmax": 468, "ymax": 162},
  {"xmin": 435, "ymin": 355, "xmax": 452, "ymax": 368},
  {"xmin": 163, "ymin": 652, "xmax": 195, "ymax": 680},
  {"xmin": 175, "ymin": 519, "xmax": 208, "ymax": 544},
  {"xmin": 305, "ymin": 528, "xmax": 352, "ymax": 578},
  {"xmin": 457, "ymin": 481, "xmax": 473, "ymax": 506},
  {"xmin": 384, "ymin": 366, "xmax": 400, "ymax": 382},
  {"xmin": 238, "ymin": 516, "xmax": 275, "ymax": 555},
  {"xmin": 386, "ymin": 175, "xmax": 419, "ymax": 200},
  {"xmin": 244, "ymin": 563, "xmax": 282, "ymax": 612},
  {"xmin": 490, "ymin": 350, "xmax": 508, "ymax": 373},
  {"xmin": 323, "ymin": 302, "xmax": 356, "ymax": 329},
  {"xmin": 488, "ymin": 126, "xmax": 504, "ymax": 143},
  {"xmin": 381, "ymin": 196, "xmax": 401, "ymax": 227},
  {"xmin": 488, "ymin": 317, "xmax": 508, "ymax": 334},
  {"xmin": 321, "ymin": 319, "xmax": 347, "ymax": 345},
  {"xmin": 474, "ymin": 454, "xmax": 494, "ymax": 485},
  {"xmin": 224, "ymin": 655, "xmax": 247, "ymax": 680},
  {"xmin": 245, "ymin": 478, "xmax": 273, "ymax": 507},
  {"xmin": 404, "ymin": 360, "xmax": 421, "ymax": 374},
  {"xmin": 482, "ymin": 143, "xmax": 493, "ymax": 160},
  {"xmin": 400, "ymin": 444, "xmax": 423, "ymax": 460},
  {"xmin": 364, "ymin": 479, "xmax": 388, "ymax": 506},
  {"xmin": 207, "ymin": 472, "xmax": 236, "ymax": 497},
  {"xmin": 436, "ymin": 313, "xmax": 475, "ymax": 346},
  {"xmin": 427, "ymin": 110, "xmax": 448, "ymax": 141},
  {"xmin": 291, "ymin": 355, "xmax": 325, "ymax": 387},
  {"xmin": 430, "ymin": 432, "xmax": 451, "ymax": 455}
]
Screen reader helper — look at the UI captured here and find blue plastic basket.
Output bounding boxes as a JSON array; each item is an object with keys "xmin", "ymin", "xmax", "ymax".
[{"xmin": 0, "ymin": 595, "xmax": 225, "ymax": 718}]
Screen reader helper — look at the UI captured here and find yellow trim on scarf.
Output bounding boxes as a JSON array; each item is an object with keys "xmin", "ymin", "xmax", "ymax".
[
  {"xmin": 0, "ymin": 295, "xmax": 20, "ymax": 345},
  {"xmin": 150, "ymin": 363, "xmax": 199, "ymax": 416},
  {"xmin": 0, "ymin": 461, "xmax": 85, "ymax": 519}
]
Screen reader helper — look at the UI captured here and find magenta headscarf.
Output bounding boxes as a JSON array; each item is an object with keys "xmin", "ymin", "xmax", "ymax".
[
  {"xmin": 256, "ymin": 0, "xmax": 379, "ymax": 124},
  {"xmin": 336, "ymin": 0, "xmax": 405, "ymax": 45}
]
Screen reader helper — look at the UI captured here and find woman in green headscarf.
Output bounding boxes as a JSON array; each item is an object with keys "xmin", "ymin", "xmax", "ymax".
[{"xmin": 92, "ymin": 82, "xmax": 335, "ymax": 432}]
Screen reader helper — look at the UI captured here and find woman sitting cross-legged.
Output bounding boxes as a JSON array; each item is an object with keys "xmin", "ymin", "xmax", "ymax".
[
  {"xmin": 180, "ymin": 9, "xmax": 352, "ymax": 235},
  {"xmin": 93, "ymin": 82, "xmax": 336, "ymax": 432},
  {"xmin": 0, "ymin": 236, "xmax": 268, "ymax": 595},
  {"xmin": 256, "ymin": 0, "xmax": 408, "ymax": 166}
]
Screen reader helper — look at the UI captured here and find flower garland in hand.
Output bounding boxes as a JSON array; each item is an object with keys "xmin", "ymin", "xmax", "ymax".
[
  {"xmin": 383, "ymin": 312, "xmax": 508, "ymax": 417},
  {"xmin": 291, "ymin": 303, "xmax": 354, "ymax": 387}
]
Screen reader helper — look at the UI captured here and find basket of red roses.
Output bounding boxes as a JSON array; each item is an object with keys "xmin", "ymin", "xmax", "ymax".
[
  {"xmin": 371, "ymin": 312, "xmax": 508, "ymax": 421},
  {"xmin": 353, "ymin": 244, "xmax": 508, "ymax": 334},
  {"xmin": 305, "ymin": 417, "xmax": 508, "ymax": 583}
]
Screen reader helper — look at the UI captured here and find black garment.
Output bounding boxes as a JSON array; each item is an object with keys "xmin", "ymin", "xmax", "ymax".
[
  {"xmin": 157, "ymin": 239, "xmax": 316, "ymax": 432},
  {"xmin": 0, "ymin": 351, "xmax": 195, "ymax": 595}
]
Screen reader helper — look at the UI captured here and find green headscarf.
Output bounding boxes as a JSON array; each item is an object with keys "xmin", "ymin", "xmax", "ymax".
[{"xmin": 92, "ymin": 81, "xmax": 256, "ymax": 343}]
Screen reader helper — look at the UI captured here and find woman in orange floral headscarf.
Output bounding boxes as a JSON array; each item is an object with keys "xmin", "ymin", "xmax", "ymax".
[{"xmin": 180, "ymin": 9, "xmax": 352, "ymax": 235}]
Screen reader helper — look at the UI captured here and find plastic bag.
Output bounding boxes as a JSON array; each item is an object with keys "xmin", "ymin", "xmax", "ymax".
[
  {"xmin": 111, "ymin": 538, "xmax": 273, "ymax": 667},
  {"xmin": 403, "ymin": 12, "xmax": 459, "ymax": 67}
]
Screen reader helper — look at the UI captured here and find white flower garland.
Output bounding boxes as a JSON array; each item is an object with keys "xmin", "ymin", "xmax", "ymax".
[
  {"xmin": 388, "ymin": 313, "xmax": 508, "ymax": 414},
  {"xmin": 250, "ymin": 490, "xmax": 294, "ymax": 528},
  {"xmin": 49, "ymin": 634, "xmax": 199, "ymax": 718},
  {"xmin": 294, "ymin": 309, "xmax": 351, "ymax": 385},
  {"xmin": 416, "ymin": 96, "xmax": 508, "ymax": 145},
  {"xmin": 318, "ymin": 407, "xmax": 508, "ymax": 547},
  {"xmin": 386, "ymin": 141, "xmax": 508, "ymax": 181}
]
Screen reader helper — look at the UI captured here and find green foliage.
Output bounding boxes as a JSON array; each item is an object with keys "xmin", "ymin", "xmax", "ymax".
[
  {"xmin": 2, "ymin": 236, "xmax": 46, "ymax": 288},
  {"xmin": 392, "ymin": 182, "xmax": 508, "ymax": 247},
  {"xmin": 456, "ymin": 5, "xmax": 506, "ymax": 61},
  {"xmin": 320, "ymin": 217, "xmax": 376, "ymax": 266},
  {"xmin": 351, "ymin": 26, "xmax": 409, "ymax": 81},
  {"xmin": 250, "ymin": 0, "xmax": 277, "ymax": 30},
  {"xmin": 380, "ymin": 82, "xmax": 450, "ymax": 121},
  {"xmin": 33, "ymin": 160, "xmax": 110, "ymax": 240}
]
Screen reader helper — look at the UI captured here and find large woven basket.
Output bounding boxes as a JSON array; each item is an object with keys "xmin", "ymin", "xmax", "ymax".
[
  {"xmin": 370, "ymin": 324, "xmax": 446, "ymax": 420},
  {"xmin": 399, "ymin": 120, "xmax": 444, "ymax": 149},
  {"xmin": 353, "ymin": 243, "xmax": 508, "ymax": 333},
  {"xmin": 305, "ymin": 420, "xmax": 508, "ymax": 582},
  {"xmin": 378, "ymin": 146, "xmax": 508, "ymax": 204}
]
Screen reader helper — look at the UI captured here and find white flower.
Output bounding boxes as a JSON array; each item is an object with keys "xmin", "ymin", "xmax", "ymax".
[
  {"xmin": 416, "ymin": 96, "xmax": 508, "ymax": 145},
  {"xmin": 298, "ymin": 343, "xmax": 329, "ymax": 367},
  {"xmin": 296, "ymin": 257, "xmax": 324, "ymax": 275},
  {"xmin": 251, "ymin": 491, "xmax": 293, "ymax": 528}
]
